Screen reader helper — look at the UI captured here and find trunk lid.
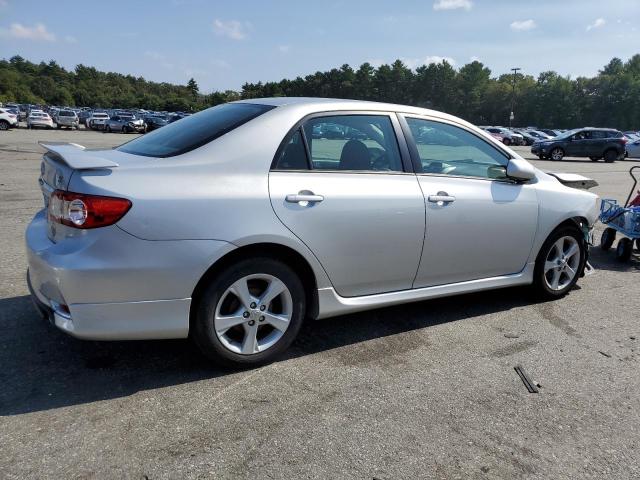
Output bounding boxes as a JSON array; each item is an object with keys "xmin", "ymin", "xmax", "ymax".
[{"xmin": 38, "ymin": 143, "xmax": 121, "ymax": 242}]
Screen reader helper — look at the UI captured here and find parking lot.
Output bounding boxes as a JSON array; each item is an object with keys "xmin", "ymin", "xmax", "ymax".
[{"xmin": 1, "ymin": 127, "xmax": 639, "ymax": 479}]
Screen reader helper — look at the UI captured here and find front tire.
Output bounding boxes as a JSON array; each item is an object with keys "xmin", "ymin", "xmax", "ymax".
[
  {"xmin": 550, "ymin": 148, "xmax": 564, "ymax": 161},
  {"xmin": 533, "ymin": 226, "xmax": 585, "ymax": 299},
  {"xmin": 0, "ymin": 120, "xmax": 9, "ymax": 131},
  {"xmin": 192, "ymin": 258, "xmax": 306, "ymax": 368}
]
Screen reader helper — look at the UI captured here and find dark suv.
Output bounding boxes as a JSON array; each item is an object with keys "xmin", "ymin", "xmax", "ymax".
[{"xmin": 531, "ymin": 128, "xmax": 626, "ymax": 162}]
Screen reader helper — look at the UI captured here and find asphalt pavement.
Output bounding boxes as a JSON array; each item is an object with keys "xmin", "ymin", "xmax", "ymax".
[{"xmin": 1, "ymin": 128, "xmax": 638, "ymax": 479}]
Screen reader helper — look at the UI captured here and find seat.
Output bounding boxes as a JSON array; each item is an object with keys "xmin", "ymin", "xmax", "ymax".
[
  {"xmin": 339, "ymin": 140, "xmax": 371, "ymax": 170},
  {"xmin": 277, "ymin": 142, "xmax": 308, "ymax": 170}
]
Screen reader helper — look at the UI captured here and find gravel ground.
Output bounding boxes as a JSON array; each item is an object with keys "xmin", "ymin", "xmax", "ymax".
[{"xmin": 0, "ymin": 128, "xmax": 639, "ymax": 479}]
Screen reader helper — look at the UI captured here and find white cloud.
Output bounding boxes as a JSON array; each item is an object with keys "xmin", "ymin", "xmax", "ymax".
[
  {"xmin": 433, "ymin": 0, "xmax": 472, "ymax": 11},
  {"xmin": 0, "ymin": 22, "xmax": 56, "ymax": 41},
  {"xmin": 211, "ymin": 59, "xmax": 231, "ymax": 69},
  {"xmin": 510, "ymin": 19, "xmax": 537, "ymax": 31},
  {"xmin": 402, "ymin": 55, "xmax": 456, "ymax": 69},
  {"xmin": 144, "ymin": 51, "xmax": 164, "ymax": 60},
  {"xmin": 586, "ymin": 18, "xmax": 605, "ymax": 31},
  {"xmin": 278, "ymin": 45, "xmax": 291, "ymax": 53},
  {"xmin": 212, "ymin": 19, "xmax": 250, "ymax": 40},
  {"xmin": 144, "ymin": 51, "xmax": 173, "ymax": 69},
  {"xmin": 470, "ymin": 55, "xmax": 481, "ymax": 62}
]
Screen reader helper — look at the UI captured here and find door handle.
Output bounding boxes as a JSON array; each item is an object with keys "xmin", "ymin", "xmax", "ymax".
[
  {"xmin": 428, "ymin": 192, "xmax": 456, "ymax": 205},
  {"xmin": 286, "ymin": 193, "xmax": 324, "ymax": 204}
]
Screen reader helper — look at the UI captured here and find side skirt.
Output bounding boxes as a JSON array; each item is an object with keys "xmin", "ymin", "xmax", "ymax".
[{"xmin": 315, "ymin": 263, "xmax": 535, "ymax": 319}]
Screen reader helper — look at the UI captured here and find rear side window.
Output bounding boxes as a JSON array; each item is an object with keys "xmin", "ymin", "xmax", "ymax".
[
  {"xmin": 118, "ymin": 103, "xmax": 275, "ymax": 157},
  {"xmin": 303, "ymin": 115, "xmax": 403, "ymax": 172},
  {"xmin": 274, "ymin": 129, "xmax": 309, "ymax": 170}
]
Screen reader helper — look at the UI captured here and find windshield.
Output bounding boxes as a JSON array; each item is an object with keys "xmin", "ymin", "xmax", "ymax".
[
  {"xmin": 118, "ymin": 103, "xmax": 275, "ymax": 157},
  {"xmin": 554, "ymin": 129, "xmax": 579, "ymax": 140}
]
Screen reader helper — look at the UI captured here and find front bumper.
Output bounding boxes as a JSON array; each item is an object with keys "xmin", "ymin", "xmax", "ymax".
[{"xmin": 26, "ymin": 210, "xmax": 235, "ymax": 340}]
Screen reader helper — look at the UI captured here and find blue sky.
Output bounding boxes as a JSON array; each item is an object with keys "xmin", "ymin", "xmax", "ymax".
[{"xmin": 1, "ymin": 0, "xmax": 638, "ymax": 92}]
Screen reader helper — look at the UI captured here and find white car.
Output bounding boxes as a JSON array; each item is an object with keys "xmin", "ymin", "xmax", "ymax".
[
  {"xmin": 87, "ymin": 112, "xmax": 110, "ymax": 130},
  {"xmin": 0, "ymin": 107, "xmax": 19, "ymax": 130},
  {"xmin": 27, "ymin": 112, "xmax": 54, "ymax": 129}
]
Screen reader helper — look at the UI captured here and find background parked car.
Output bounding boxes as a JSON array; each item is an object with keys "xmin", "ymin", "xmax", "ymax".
[
  {"xmin": 87, "ymin": 112, "xmax": 110, "ymax": 130},
  {"xmin": 538, "ymin": 129, "xmax": 558, "ymax": 137},
  {"xmin": 0, "ymin": 107, "xmax": 19, "ymax": 130},
  {"xmin": 143, "ymin": 115, "xmax": 168, "ymax": 132},
  {"xmin": 105, "ymin": 114, "xmax": 145, "ymax": 133},
  {"xmin": 26, "ymin": 111, "xmax": 54, "ymax": 129},
  {"xmin": 531, "ymin": 127, "xmax": 626, "ymax": 162},
  {"xmin": 526, "ymin": 130, "xmax": 554, "ymax": 141},
  {"xmin": 625, "ymin": 136, "xmax": 640, "ymax": 158},
  {"xmin": 482, "ymin": 127, "xmax": 524, "ymax": 146},
  {"xmin": 54, "ymin": 110, "xmax": 79, "ymax": 130},
  {"xmin": 514, "ymin": 129, "xmax": 538, "ymax": 146}
]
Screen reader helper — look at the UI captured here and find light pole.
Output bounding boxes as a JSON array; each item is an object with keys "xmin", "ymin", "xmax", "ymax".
[{"xmin": 510, "ymin": 67, "xmax": 521, "ymax": 128}]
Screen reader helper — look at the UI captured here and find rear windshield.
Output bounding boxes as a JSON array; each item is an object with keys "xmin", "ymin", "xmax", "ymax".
[
  {"xmin": 59, "ymin": 111, "xmax": 74, "ymax": 116},
  {"xmin": 118, "ymin": 103, "xmax": 275, "ymax": 157}
]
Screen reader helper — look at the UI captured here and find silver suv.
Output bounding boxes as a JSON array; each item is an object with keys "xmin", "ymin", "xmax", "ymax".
[
  {"xmin": 26, "ymin": 98, "xmax": 598, "ymax": 367},
  {"xmin": 55, "ymin": 110, "xmax": 79, "ymax": 130}
]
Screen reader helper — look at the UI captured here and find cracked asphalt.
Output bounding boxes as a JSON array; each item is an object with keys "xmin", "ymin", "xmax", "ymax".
[{"xmin": 1, "ymin": 128, "xmax": 639, "ymax": 479}]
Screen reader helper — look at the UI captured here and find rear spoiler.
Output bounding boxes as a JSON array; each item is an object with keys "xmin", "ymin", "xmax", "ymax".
[
  {"xmin": 546, "ymin": 172, "xmax": 598, "ymax": 190},
  {"xmin": 38, "ymin": 142, "xmax": 119, "ymax": 169}
]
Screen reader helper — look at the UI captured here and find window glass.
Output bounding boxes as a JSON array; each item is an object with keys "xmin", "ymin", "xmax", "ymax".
[
  {"xmin": 301, "ymin": 115, "xmax": 403, "ymax": 172},
  {"xmin": 273, "ymin": 129, "xmax": 309, "ymax": 170},
  {"xmin": 406, "ymin": 117, "xmax": 509, "ymax": 179},
  {"xmin": 118, "ymin": 103, "xmax": 274, "ymax": 157},
  {"xmin": 590, "ymin": 131, "xmax": 606, "ymax": 139}
]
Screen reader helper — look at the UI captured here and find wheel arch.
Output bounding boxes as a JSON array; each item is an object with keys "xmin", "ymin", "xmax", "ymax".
[
  {"xmin": 189, "ymin": 242, "xmax": 320, "ymax": 332},
  {"xmin": 534, "ymin": 216, "xmax": 589, "ymax": 263}
]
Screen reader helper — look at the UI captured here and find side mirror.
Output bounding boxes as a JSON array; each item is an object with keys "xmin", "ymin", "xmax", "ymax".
[{"xmin": 507, "ymin": 158, "xmax": 536, "ymax": 181}]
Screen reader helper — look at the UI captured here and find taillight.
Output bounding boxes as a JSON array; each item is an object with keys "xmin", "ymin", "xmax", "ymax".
[
  {"xmin": 622, "ymin": 137, "xmax": 628, "ymax": 145},
  {"xmin": 48, "ymin": 190, "xmax": 132, "ymax": 229}
]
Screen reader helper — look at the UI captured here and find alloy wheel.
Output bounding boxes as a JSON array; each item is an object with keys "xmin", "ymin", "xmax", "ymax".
[
  {"xmin": 214, "ymin": 274, "xmax": 293, "ymax": 355},
  {"xmin": 543, "ymin": 236, "xmax": 581, "ymax": 291},
  {"xmin": 551, "ymin": 148, "xmax": 563, "ymax": 161}
]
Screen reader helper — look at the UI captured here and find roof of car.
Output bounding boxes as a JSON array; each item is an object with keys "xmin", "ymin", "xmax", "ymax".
[{"xmin": 233, "ymin": 96, "xmax": 469, "ymax": 126}]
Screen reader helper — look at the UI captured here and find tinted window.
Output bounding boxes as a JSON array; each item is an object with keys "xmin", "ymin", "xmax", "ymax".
[
  {"xmin": 406, "ymin": 117, "xmax": 509, "ymax": 179},
  {"xmin": 273, "ymin": 129, "xmax": 309, "ymax": 170},
  {"xmin": 118, "ymin": 103, "xmax": 275, "ymax": 157},
  {"xmin": 301, "ymin": 115, "xmax": 403, "ymax": 172}
]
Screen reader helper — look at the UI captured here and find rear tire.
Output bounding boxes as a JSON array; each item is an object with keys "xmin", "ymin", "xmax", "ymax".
[
  {"xmin": 600, "ymin": 228, "xmax": 616, "ymax": 251},
  {"xmin": 0, "ymin": 120, "xmax": 9, "ymax": 131},
  {"xmin": 616, "ymin": 238, "xmax": 633, "ymax": 261},
  {"xmin": 604, "ymin": 149, "xmax": 618, "ymax": 163},
  {"xmin": 533, "ymin": 226, "xmax": 585, "ymax": 299},
  {"xmin": 192, "ymin": 257, "xmax": 306, "ymax": 368},
  {"xmin": 503, "ymin": 138, "xmax": 511, "ymax": 146}
]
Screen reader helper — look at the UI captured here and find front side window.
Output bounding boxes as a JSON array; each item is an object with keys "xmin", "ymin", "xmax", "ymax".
[
  {"xmin": 301, "ymin": 115, "xmax": 403, "ymax": 172},
  {"xmin": 118, "ymin": 103, "xmax": 274, "ymax": 157},
  {"xmin": 405, "ymin": 117, "xmax": 509, "ymax": 180}
]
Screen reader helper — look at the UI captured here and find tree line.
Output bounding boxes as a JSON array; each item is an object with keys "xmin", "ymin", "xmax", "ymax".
[{"xmin": 2, "ymin": 54, "xmax": 640, "ymax": 129}]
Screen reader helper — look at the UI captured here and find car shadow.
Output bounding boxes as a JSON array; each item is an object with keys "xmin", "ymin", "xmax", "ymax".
[
  {"xmin": 589, "ymin": 243, "xmax": 640, "ymax": 272},
  {"xmin": 0, "ymin": 286, "xmax": 547, "ymax": 416}
]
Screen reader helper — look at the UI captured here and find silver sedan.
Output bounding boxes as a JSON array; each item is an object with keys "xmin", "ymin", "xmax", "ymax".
[{"xmin": 26, "ymin": 98, "xmax": 599, "ymax": 367}]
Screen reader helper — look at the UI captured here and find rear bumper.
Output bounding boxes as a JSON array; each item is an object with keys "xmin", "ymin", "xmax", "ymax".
[{"xmin": 26, "ymin": 209, "xmax": 236, "ymax": 340}]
